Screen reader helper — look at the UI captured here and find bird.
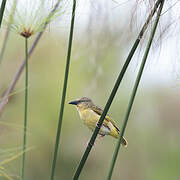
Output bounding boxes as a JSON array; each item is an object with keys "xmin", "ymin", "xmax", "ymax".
[{"xmin": 69, "ymin": 97, "xmax": 127, "ymax": 147}]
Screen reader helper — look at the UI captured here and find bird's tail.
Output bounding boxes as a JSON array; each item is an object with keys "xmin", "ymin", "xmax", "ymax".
[
  {"xmin": 110, "ymin": 129, "xmax": 128, "ymax": 147},
  {"xmin": 121, "ymin": 137, "xmax": 128, "ymax": 147}
]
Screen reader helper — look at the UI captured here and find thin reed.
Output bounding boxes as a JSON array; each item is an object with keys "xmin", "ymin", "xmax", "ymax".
[
  {"xmin": 0, "ymin": 0, "xmax": 7, "ymax": 28},
  {"xmin": 50, "ymin": 0, "xmax": 77, "ymax": 179},
  {"xmin": 107, "ymin": 1, "xmax": 165, "ymax": 179},
  {"xmin": 22, "ymin": 37, "xmax": 28, "ymax": 180}
]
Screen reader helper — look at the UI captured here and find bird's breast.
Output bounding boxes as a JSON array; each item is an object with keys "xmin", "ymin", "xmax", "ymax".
[{"xmin": 77, "ymin": 108, "xmax": 99, "ymax": 126}]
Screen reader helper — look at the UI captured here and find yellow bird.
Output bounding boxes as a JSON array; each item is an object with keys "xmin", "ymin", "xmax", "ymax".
[{"xmin": 69, "ymin": 97, "xmax": 127, "ymax": 147}]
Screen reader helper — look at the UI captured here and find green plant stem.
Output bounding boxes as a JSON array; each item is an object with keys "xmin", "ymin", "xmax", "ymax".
[
  {"xmin": 72, "ymin": 1, "xmax": 162, "ymax": 179},
  {"xmin": 50, "ymin": 0, "xmax": 77, "ymax": 179},
  {"xmin": 106, "ymin": 1, "xmax": 165, "ymax": 180},
  {"xmin": 0, "ymin": 0, "xmax": 7, "ymax": 28},
  {"xmin": 0, "ymin": 0, "xmax": 17, "ymax": 63},
  {"xmin": 22, "ymin": 37, "xmax": 28, "ymax": 180}
]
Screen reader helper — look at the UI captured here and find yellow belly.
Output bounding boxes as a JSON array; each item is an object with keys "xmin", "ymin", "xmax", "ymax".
[{"xmin": 77, "ymin": 108, "xmax": 111, "ymax": 136}]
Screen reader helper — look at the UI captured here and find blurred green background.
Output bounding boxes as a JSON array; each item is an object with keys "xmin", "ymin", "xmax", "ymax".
[{"xmin": 0, "ymin": 0, "xmax": 180, "ymax": 180}]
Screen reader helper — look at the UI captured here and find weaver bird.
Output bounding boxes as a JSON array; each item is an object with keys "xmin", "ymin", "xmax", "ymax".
[{"xmin": 69, "ymin": 97, "xmax": 127, "ymax": 147}]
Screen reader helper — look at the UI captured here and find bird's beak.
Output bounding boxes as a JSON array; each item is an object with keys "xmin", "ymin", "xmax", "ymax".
[{"xmin": 69, "ymin": 100, "xmax": 79, "ymax": 105}]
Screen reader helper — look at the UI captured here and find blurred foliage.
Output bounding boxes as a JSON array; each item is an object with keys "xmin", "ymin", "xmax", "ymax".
[{"xmin": 0, "ymin": 1, "xmax": 180, "ymax": 180}]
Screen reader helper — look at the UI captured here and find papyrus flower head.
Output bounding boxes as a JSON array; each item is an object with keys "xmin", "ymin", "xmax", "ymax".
[{"xmin": 4, "ymin": 0, "xmax": 63, "ymax": 38}]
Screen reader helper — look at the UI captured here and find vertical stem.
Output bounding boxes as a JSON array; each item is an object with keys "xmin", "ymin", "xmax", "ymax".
[
  {"xmin": 72, "ymin": 1, "xmax": 162, "ymax": 179},
  {"xmin": 0, "ymin": 0, "xmax": 7, "ymax": 28},
  {"xmin": 22, "ymin": 37, "xmax": 28, "ymax": 180},
  {"xmin": 106, "ymin": 1, "xmax": 165, "ymax": 180},
  {"xmin": 50, "ymin": 0, "xmax": 77, "ymax": 179}
]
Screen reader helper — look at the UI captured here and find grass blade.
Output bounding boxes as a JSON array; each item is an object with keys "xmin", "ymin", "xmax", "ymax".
[
  {"xmin": 72, "ymin": 0, "xmax": 162, "ymax": 179},
  {"xmin": 106, "ymin": 1, "xmax": 165, "ymax": 179},
  {"xmin": 50, "ymin": 0, "xmax": 77, "ymax": 179},
  {"xmin": 0, "ymin": 0, "xmax": 7, "ymax": 28}
]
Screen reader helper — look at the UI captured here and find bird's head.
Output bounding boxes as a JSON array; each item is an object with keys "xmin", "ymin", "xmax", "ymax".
[{"xmin": 69, "ymin": 97, "xmax": 93, "ymax": 109}]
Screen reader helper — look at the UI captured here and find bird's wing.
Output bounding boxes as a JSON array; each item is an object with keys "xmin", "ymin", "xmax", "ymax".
[{"xmin": 91, "ymin": 105, "xmax": 119, "ymax": 132}]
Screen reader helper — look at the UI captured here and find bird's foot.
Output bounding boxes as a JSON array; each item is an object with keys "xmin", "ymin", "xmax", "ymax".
[
  {"xmin": 96, "ymin": 122, "xmax": 101, "ymax": 129},
  {"xmin": 86, "ymin": 140, "xmax": 95, "ymax": 147},
  {"xmin": 98, "ymin": 135, "xmax": 105, "ymax": 139}
]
